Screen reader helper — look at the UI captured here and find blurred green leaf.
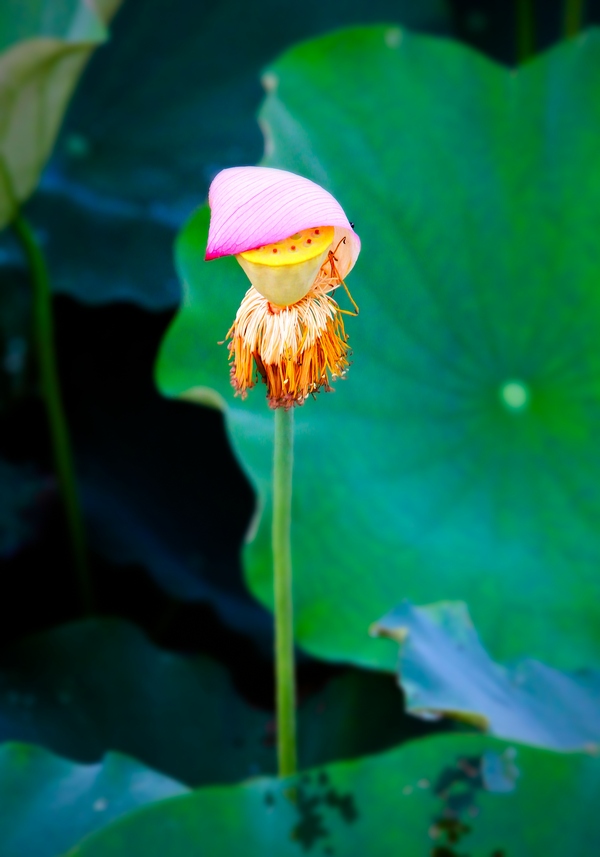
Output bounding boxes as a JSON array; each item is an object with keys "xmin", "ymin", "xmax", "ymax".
[
  {"xmin": 0, "ymin": 618, "xmax": 444, "ymax": 786},
  {"xmin": 0, "ymin": 743, "xmax": 187, "ymax": 857},
  {"xmin": 68, "ymin": 733, "xmax": 600, "ymax": 855},
  {"xmin": 51, "ymin": 0, "xmax": 449, "ymax": 217},
  {"xmin": 157, "ymin": 27, "xmax": 600, "ymax": 671},
  {"xmin": 0, "ymin": 1, "xmax": 108, "ymax": 229},
  {"xmin": 299, "ymin": 667, "xmax": 453, "ymax": 766},
  {"xmin": 2, "ymin": 0, "xmax": 450, "ymax": 308},
  {"xmin": 373, "ymin": 601, "xmax": 600, "ymax": 751},
  {"xmin": 0, "ymin": 617, "xmax": 275, "ymax": 786}
]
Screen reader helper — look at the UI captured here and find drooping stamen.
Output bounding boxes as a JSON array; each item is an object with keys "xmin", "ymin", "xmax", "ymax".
[
  {"xmin": 225, "ymin": 237, "xmax": 359, "ymax": 408},
  {"xmin": 225, "ymin": 276, "xmax": 352, "ymax": 408}
]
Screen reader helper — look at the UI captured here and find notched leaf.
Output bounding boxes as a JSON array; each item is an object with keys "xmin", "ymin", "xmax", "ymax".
[{"xmin": 372, "ymin": 600, "xmax": 600, "ymax": 752}]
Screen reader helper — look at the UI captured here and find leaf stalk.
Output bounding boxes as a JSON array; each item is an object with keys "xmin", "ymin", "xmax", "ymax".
[
  {"xmin": 564, "ymin": 0, "xmax": 585, "ymax": 38},
  {"xmin": 516, "ymin": 0, "xmax": 535, "ymax": 63},
  {"xmin": 12, "ymin": 211, "xmax": 92, "ymax": 613}
]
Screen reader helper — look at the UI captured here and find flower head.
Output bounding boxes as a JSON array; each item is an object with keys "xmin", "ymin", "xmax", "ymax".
[{"xmin": 206, "ymin": 166, "xmax": 360, "ymax": 408}]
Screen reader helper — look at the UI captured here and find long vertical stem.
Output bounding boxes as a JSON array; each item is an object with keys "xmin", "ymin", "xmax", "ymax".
[
  {"xmin": 564, "ymin": 0, "xmax": 585, "ymax": 38},
  {"xmin": 516, "ymin": 0, "xmax": 535, "ymax": 63},
  {"xmin": 12, "ymin": 212, "xmax": 92, "ymax": 613},
  {"xmin": 272, "ymin": 406, "xmax": 296, "ymax": 777}
]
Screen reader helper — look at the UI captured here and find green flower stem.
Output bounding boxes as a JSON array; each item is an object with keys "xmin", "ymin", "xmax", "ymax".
[
  {"xmin": 516, "ymin": 0, "xmax": 535, "ymax": 63},
  {"xmin": 12, "ymin": 212, "xmax": 92, "ymax": 613},
  {"xmin": 272, "ymin": 405, "xmax": 297, "ymax": 777},
  {"xmin": 564, "ymin": 0, "xmax": 585, "ymax": 37}
]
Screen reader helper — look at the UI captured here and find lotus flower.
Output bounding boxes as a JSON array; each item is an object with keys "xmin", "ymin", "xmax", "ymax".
[{"xmin": 206, "ymin": 166, "xmax": 361, "ymax": 408}]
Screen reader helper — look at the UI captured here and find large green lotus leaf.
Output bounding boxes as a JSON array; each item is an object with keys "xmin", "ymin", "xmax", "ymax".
[
  {"xmin": 67, "ymin": 733, "xmax": 600, "ymax": 855},
  {"xmin": 157, "ymin": 28, "xmax": 600, "ymax": 671},
  {"xmin": 373, "ymin": 601, "xmax": 600, "ymax": 751},
  {"xmin": 0, "ymin": 1, "xmax": 107, "ymax": 229},
  {"xmin": 0, "ymin": 743, "xmax": 187, "ymax": 857},
  {"xmin": 0, "ymin": 618, "xmax": 445, "ymax": 786}
]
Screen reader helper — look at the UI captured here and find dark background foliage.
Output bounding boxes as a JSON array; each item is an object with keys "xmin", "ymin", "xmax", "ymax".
[
  {"xmin": 1, "ymin": 0, "xmax": 599, "ymax": 721},
  {"xmin": 3, "ymin": 1, "xmax": 600, "ymax": 852}
]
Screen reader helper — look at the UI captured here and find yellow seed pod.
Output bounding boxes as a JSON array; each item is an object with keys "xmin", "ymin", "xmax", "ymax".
[
  {"xmin": 240, "ymin": 226, "xmax": 334, "ymax": 266},
  {"xmin": 236, "ymin": 226, "xmax": 334, "ymax": 306}
]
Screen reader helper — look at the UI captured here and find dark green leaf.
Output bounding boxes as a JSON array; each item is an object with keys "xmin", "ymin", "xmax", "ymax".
[
  {"xmin": 0, "ymin": 618, "xmax": 443, "ymax": 786},
  {"xmin": 0, "ymin": 618, "xmax": 275, "ymax": 786},
  {"xmin": 15, "ymin": 0, "xmax": 450, "ymax": 307}
]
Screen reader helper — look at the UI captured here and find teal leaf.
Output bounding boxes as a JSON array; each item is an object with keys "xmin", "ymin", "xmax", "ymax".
[
  {"xmin": 0, "ymin": 743, "xmax": 187, "ymax": 857},
  {"xmin": 67, "ymin": 734, "xmax": 600, "ymax": 855},
  {"xmin": 157, "ymin": 27, "xmax": 600, "ymax": 671},
  {"xmin": 0, "ymin": 618, "xmax": 275, "ymax": 786},
  {"xmin": 10, "ymin": 0, "xmax": 450, "ymax": 307},
  {"xmin": 0, "ymin": 618, "xmax": 442, "ymax": 786},
  {"xmin": 372, "ymin": 600, "xmax": 600, "ymax": 751}
]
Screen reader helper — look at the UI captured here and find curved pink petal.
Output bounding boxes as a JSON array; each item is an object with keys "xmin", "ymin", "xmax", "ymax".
[{"xmin": 205, "ymin": 167, "xmax": 360, "ymax": 274}]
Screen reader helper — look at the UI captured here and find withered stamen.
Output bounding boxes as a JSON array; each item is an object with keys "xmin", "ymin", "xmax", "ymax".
[{"xmin": 225, "ymin": 255, "xmax": 354, "ymax": 408}]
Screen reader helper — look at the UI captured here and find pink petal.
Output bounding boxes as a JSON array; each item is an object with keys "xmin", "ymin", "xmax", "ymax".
[{"xmin": 205, "ymin": 167, "xmax": 360, "ymax": 272}]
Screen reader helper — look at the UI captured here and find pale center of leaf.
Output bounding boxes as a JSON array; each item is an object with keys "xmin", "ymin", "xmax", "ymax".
[{"xmin": 499, "ymin": 380, "xmax": 530, "ymax": 412}]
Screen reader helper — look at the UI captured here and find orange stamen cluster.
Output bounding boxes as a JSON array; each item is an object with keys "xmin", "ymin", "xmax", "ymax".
[{"xmin": 225, "ymin": 252, "xmax": 353, "ymax": 408}]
